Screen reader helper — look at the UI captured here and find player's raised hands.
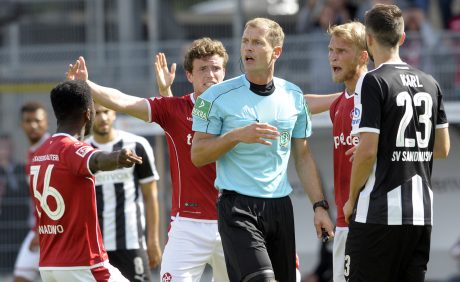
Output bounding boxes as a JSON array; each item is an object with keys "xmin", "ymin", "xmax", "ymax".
[
  {"xmin": 66, "ymin": 56, "xmax": 88, "ymax": 81},
  {"xmin": 154, "ymin": 52, "xmax": 176, "ymax": 97},
  {"xmin": 117, "ymin": 148, "xmax": 143, "ymax": 168}
]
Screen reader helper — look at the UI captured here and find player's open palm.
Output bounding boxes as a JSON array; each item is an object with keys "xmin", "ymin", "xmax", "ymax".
[
  {"xmin": 154, "ymin": 52, "xmax": 176, "ymax": 96},
  {"xmin": 117, "ymin": 148, "xmax": 143, "ymax": 168},
  {"xmin": 66, "ymin": 56, "xmax": 89, "ymax": 81},
  {"xmin": 238, "ymin": 123, "xmax": 280, "ymax": 145}
]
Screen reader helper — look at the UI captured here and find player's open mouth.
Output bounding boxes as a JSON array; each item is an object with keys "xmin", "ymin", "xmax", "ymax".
[
  {"xmin": 332, "ymin": 66, "xmax": 341, "ymax": 73},
  {"xmin": 244, "ymin": 56, "xmax": 255, "ymax": 62},
  {"xmin": 204, "ymin": 82, "xmax": 216, "ymax": 87}
]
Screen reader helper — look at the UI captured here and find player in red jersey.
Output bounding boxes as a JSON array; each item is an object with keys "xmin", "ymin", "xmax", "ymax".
[
  {"xmin": 14, "ymin": 102, "xmax": 50, "ymax": 282},
  {"xmin": 326, "ymin": 21, "xmax": 368, "ymax": 282},
  {"xmin": 32, "ymin": 80, "xmax": 142, "ymax": 282},
  {"xmin": 67, "ymin": 38, "xmax": 230, "ymax": 281}
]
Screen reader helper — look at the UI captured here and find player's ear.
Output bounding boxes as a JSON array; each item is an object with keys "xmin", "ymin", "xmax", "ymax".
[
  {"xmin": 399, "ymin": 32, "xmax": 406, "ymax": 46},
  {"xmin": 186, "ymin": 71, "xmax": 193, "ymax": 83},
  {"xmin": 272, "ymin": 46, "xmax": 282, "ymax": 60}
]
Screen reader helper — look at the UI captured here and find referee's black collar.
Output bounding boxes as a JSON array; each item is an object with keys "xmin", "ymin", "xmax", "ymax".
[{"xmin": 249, "ymin": 80, "xmax": 275, "ymax": 96}]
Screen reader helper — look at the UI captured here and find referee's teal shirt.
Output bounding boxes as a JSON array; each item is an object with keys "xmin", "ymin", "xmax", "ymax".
[{"xmin": 192, "ymin": 75, "xmax": 312, "ymax": 198}]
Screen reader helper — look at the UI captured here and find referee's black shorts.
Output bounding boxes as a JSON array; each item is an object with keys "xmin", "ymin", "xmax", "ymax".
[
  {"xmin": 217, "ymin": 190, "xmax": 296, "ymax": 282},
  {"xmin": 344, "ymin": 221, "xmax": 431, "ymax": 282}
]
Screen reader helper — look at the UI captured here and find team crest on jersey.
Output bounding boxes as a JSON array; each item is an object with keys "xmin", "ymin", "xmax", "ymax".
[
  {"xmin": 279, "ymin": 130, "xmax": 291, "ymax": 148},
  {"xmin": 75, "ymin": 146, "xmax": 93, "ymax": 158},
  {"xmin": 352, "ymin": 105, "xmax": 362, "ymax": 126},
  {"xmin": 162, "ymin": 272, "xmax": 172, "ymax": 282},
  {"xmin": 192, "ymin": 97, "xmax": 211, "ymax": 121}
]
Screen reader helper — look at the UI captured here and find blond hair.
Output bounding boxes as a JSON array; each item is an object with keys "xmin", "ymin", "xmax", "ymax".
[
  {"xmin": 244, "ymin": 18, "xmax": 285, "ymax": 48},
  {"xmin": 327, "ymin": 21, "xmax": 367, "ymax": 53}
]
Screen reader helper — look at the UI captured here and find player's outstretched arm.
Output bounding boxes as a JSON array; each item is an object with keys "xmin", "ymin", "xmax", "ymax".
[
  {"xmin": 154, "ymin": 52, "xmax": 176, "ymax": 97},
  {"xmin": 291, "ymin": 138, "xmax": 335, "ymax": 239},
  {"xmin": 304, "ymin": 93, "xmax": 341, "ymax": 115},
  {"xmin": 89, "ymin": 148, "xmax": 142, "ymax": 173},
  {"xmin": 67, "ymin": 56, "xmax": 150, "ymax": 122}
]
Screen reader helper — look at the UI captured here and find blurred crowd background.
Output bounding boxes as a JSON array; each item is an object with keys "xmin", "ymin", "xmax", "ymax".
[{"xmin": 1, "ymin": 0, "xmax": 460, "ymax": 281}]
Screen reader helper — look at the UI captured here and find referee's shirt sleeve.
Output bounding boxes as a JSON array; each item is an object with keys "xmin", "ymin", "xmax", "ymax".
[
  {"xmin": 192, "ymin": 90, "xmax": 222, "ymax": 135},
  {"xmin": 292, "ymin": 92, "xmax": 312, "ymax": 139},
  {"xmin": 352, "ymin": 73, "xmax": 381, "ymax": 135}
]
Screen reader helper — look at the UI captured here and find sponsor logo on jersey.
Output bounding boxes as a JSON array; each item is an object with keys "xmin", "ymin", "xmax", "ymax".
[
  {"xmin": 162, "ymin": 273, "xmax": 172, "ymax": 282},
  {"xmin": 76, "ymin": 146, "xmax": 93, "ymax": 158},
  {"xmin": 192, "ymin": 97, "xmax": 212, "ymax": 121},
  {"xmin": 334, "ymin": 133, "xmax": 359, "ymax": 149}
]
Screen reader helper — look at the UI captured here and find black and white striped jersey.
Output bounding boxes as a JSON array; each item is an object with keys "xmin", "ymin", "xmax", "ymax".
[
  {"xmin": 352, "ymin": 62, "xmax": 449, "ymax": 226},
  {"xmin": 86, "ymin": 130, "xmax": 159, "ymax": 250}
]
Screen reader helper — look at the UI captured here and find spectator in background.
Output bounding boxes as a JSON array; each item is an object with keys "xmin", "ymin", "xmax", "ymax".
[
  {"xmin": 0, "ymin": 134, "xmax": 29, "ymax": 274},
  {"xmin": 14, "ymin": 102, "xmax": 50, "ymax": 282},
  {"xmin": 401, "ymin": 4, "xmax": 439, "ymax": 68},
  {"xmin": 85, "ymin": 103, "xmax": 161, "ymax": 281}
]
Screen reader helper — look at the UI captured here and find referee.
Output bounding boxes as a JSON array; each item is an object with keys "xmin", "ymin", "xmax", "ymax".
[{"xmin": 191, "ymin": 18, "xmax": 334, "ymax": 282}]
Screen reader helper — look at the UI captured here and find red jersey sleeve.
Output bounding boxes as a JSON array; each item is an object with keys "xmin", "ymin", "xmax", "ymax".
[
  {"xmin": 63, "ymin": 141, "xmax": 98, "ymax": 177},
  {"xmin": 146, "ymin": 97, "xmax": 173, "ymax": 128}
]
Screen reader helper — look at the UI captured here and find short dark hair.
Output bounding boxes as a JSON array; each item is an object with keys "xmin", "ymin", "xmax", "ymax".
[
  {"xmin": 365, "ymin": 4, "xmax": 404, "ymax": 48},
  {"xmin": 183, "ymin": 37, "xmax": 228, "ymax": 73},
  {"xmin": 50, "ymin": 80, "xmax": 92, "ymax": 123},
  {"xmin": 20, "ymin": 101, "xmax": 47, "ymax": 115}
]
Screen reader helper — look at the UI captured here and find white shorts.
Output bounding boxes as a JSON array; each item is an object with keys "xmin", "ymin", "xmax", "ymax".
[
  {"xmin": 332, "ymin": 227, "xmax": 348, "ymax": 282},
  {"xmin": 14, "ymin": 230, "xmax": 40, "ymax": 281},
  {"xmin": 160, "ymin": 217, "xmax": 228, "ymax": 282},
  {"xmin": 40, "ymin": 261, "xmax": 128, "ymax": 282}
]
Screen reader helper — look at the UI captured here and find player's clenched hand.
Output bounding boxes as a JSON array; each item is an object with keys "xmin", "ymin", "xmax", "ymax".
[
  {"xmin": 66, "ymin": 56, "xmax": 89, "ymax": 81},
  {"xmin": 117, "ymin": 148, "xmax": 142, "ymax": 168},
  {"xmin": 154, "ymin": 52, "xmax": 176, "ymax": 96},
  {"xmin": 237, "ymin": 123, "xmax": 280, "ymax": 146},
  {"xmin": 313, "ymin": 208, "xmax": 335, "ymax": 241},
  {"xmin": 147, "ymin": 241, "xmax": 162, "ymax": 268}
]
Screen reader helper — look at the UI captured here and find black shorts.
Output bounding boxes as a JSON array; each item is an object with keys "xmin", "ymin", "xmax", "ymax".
[
  {"xmin": 107, "ymin": 249, "xmax": 151, "ymax": 282},
  {"xmin": 344, "ymin": 221, "xmax": 431, "ymax": 282},
  {"xmin": 217, "ymin": 190, "xmax": 296, "ymax": 282}
]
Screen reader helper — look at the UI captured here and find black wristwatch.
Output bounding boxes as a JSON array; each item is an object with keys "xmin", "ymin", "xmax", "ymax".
[{"xmin": 313, "ymin": 200, "xmax": 329, "ymax": 212}]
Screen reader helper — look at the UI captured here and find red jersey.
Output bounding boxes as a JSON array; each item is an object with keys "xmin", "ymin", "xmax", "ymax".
[
  {"xmin": 30, "ymin": 133, "xmax": 108, "ymax": 268},
  {"xmin": 146, "ymin": 94, "xmax": 218, "ymax": 220},
  {"xmin": 26, "ymin": 133, "xmax": 50, "ymax": 230},
  {"xmin": 329, "ymin": 91, "xmax": 359, "ymax": 227}
]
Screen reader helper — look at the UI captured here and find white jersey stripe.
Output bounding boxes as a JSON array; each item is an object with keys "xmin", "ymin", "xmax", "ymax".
[
  {"xmin": 387, "ymin": 186, "xmax": 402, "ymax": 225},
  {"xmin": 355, "ymin": 163, "xmax": 377, "ymax": 223},
  {"xmin": 412, "ymin": 175, "xmax": 425, "ymax": 225},
  {"xmin": 102, "ymin": 183, "xmax": 116, "ymax": 250}
]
